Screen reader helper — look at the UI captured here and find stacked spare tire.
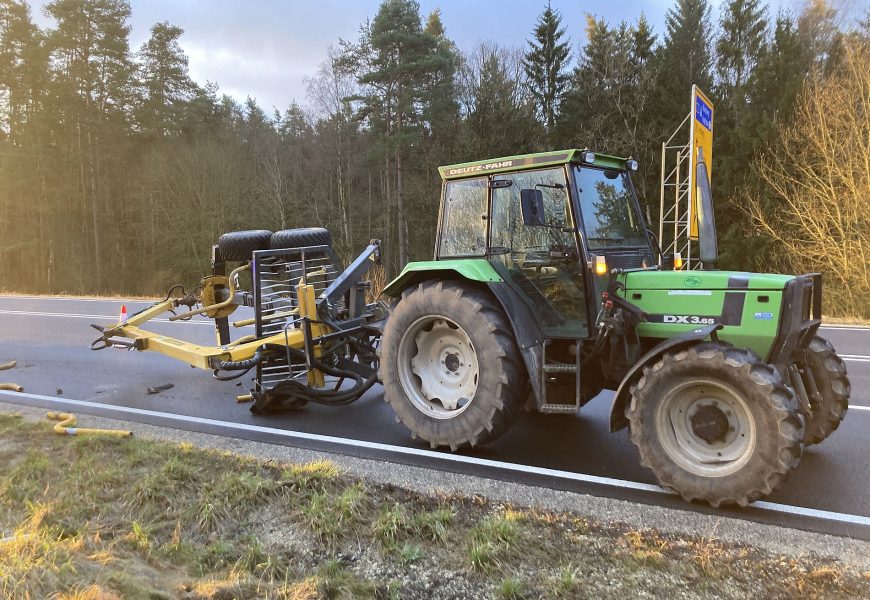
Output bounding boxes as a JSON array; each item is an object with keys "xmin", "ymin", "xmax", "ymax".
[{"xmin": 217, "ymin": 227, "xmax": 333, "ymax": 261}]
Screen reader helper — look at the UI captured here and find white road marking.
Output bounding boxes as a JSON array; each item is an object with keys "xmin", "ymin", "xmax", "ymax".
[
  {"xmin": 0, "ymin": 308, "xmax": 218, "ymax": 326},
  {"xmin": 850, "ymin": 406, "xmax": 870, "ymax": 411},
  {"xmin": 1, "ymin": 390, "xmax": 869, "ymax": 529},
  {"xmin": 0, "ymin": 294, "xmax": 157, "ymax": 303},
  {"xmin": 820, "ymin": 325, "xmax": 870, "ymax": 331},
  {"xmin": 842, "ymin": 354, "xmax": 870, "ymax": 362}
]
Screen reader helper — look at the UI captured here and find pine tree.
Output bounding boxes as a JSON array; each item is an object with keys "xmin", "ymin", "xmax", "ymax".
[
  {"xmin": 0, "ymin": 0, "xmax": 45, "ymax": 143},
  {"xmin": 716, "ymin": 0, "xmax": 767, "ymax": 109},
  {"xmin": 347, "ymin": 0, "xmax": 448, "ymax": 269},
  {"xmin": 557, "ymin": 15, "xmax": 660, "ymax": 201},
  {"xmin": 421, "ymin": 9, "xmax": 459, "ymax": 141},
  {"xmin": 713, "ymin": 0, "xmax": 768, "ymax": 267},
  {"xmin": 45, "ymin": 0, "xmax": 134, "ymax": 291},
  {"xmin": 461, "ymin": 43, "xmax": 538, "ymax": 158},
  {"xmin": 135, "ymin": 21, "xmax": 195, "ymax": 137},
  {"xmin": 655, "ymin": 0, "xmax": 714, "ymax": 129},
  {"xmin": 523, "ymin": 1, "xmax": 570, "ymax": 133}
]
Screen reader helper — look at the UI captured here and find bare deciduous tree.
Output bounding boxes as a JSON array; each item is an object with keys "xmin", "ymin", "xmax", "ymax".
[{"xmin": 746, "ymin": 39, "xmax": 869, "ymax": 315}]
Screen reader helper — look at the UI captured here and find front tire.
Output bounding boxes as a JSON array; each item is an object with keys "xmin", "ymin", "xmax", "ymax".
[
  {"xmin": 802, "ymin": 335, "xmax": 850, "ymax": 445},
  {"xmin": 627, "ymin": 343, "xmax": 804, "ymax": 507},
  {"xmin": 381, "ymin": 280, "xmax": 528, "ymax": 450}
]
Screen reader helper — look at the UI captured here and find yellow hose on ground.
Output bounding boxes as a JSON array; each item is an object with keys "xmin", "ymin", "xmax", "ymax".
[
  {"xmin": 0, "ymin": 360, "xmax": 23, "ymax": 392},
  {"xmin": 46, "ymin": 412, "xmax": 133, "ymax": 437}
]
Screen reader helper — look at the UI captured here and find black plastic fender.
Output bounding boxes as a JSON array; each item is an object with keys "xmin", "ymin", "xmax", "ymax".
[{"xmin": 609, "ymin": 323, "xmax": 723, "ymax": 431}]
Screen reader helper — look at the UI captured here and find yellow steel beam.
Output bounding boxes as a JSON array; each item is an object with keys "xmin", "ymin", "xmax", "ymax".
[
  {"xmin": 297, "ymin": 280, "xmax": 325, "ymax": 388},
  {"xmin": 102, "ymin": 281, "xmax": 331, "ymax": 387},
  {"xmin": 116, "ymin": 324, "xmax": 327, "ymax": 370}
]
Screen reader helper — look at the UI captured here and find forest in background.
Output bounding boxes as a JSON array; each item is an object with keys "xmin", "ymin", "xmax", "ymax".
[{"xmin": 0, "ymin": 0, "xmax": 867, "ymax": 315}]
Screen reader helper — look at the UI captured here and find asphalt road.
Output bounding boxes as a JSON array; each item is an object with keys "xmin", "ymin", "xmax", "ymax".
[{"xmin": 1, "ymin": 295, "xmax": 868, "ymax": 535}]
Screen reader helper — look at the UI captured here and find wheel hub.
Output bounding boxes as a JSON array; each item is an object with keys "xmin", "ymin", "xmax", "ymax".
[
  {"xmin": 400, "ymin": 317, "xmax": 479, "ymax": 418},
  {"xmin": 655, "ymin": 379, "xmax": 756, "ymax": 477},
  {"xmin": 690, "ymin": 404, "xmax": 730, "ymax": 444}
]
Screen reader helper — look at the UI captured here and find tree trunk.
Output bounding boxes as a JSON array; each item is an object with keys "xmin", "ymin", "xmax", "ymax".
[
  {"xmin": 396, "ymin": 146, "xmax": 407, "ymax": 267},
  {"xmin": 396, "ymin": 84, "xmax": 408, "ymax": 267},
  {"xmin": 384, "ymin": 152, "xmax": 393, "ymax": 275},
  {"xmin": 87, "ymin": 126, "xmax": 102, "ymax": 291}
]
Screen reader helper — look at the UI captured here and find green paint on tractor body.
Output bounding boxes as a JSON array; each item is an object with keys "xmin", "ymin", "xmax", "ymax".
[
  {"xmin": 617, "ymin": 270, "xmax": 792, "ymax": 361},
  {"xmin": 383, "ymin": 259, "xmax": 502, "ymax": 297}
]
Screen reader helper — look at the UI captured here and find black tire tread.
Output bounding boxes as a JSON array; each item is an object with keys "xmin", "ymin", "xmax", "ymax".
[
  {"xmin": 217, "ymin": 229, "xmax": 273, "ymax": 262},
  {"xmin": 627, "ymin": 343, "xmax": 804, "ymax": 507},
  {"xmin": 270, "ymin": 227, "xmax": 332, "ymax": 250},
  {"xmin": 802, "ymin": 335, "xmax": 850, "ymax": 445},
  {"xmin": 380, "ymin": 280, "xmax": 528, "ymax": 451}
]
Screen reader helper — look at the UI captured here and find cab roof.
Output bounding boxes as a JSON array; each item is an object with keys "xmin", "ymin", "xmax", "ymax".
[{"xmin": 438, "ymin": 149, "xmax": 630, "ymax": 180}]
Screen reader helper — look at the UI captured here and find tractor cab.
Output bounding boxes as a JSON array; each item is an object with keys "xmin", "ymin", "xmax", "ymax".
[
  {"xmin": 436, "ymin": 150, "xmax": 654, "ymax": 340},
  {"xmin": 429, "ymin": 149, "xmax": 656, "ymax": 411}
]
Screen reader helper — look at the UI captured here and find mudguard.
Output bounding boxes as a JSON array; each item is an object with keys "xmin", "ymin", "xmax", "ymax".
[
  {"xmin": 609, "ymin": 323, "xmax": 722, "ymax": 431},
  {"xmin": 382, "ymin": 259, "xmax": 501, "ymax": 297}
]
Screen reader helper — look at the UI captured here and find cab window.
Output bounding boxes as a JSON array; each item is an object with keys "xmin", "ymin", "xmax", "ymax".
[{"xmin": 438, "ymin": 178, "xmax": 488, "ymax": 257}]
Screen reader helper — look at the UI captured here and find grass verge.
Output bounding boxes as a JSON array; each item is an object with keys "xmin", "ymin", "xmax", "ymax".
[{"xmin": 0, "ymin": 411, "xmax": 867, "ymax": 599}]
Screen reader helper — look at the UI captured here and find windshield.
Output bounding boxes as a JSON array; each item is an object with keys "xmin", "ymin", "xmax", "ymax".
[{"xmin": 573, "ymin": 166, "xmax": 647, "ymax": 249}]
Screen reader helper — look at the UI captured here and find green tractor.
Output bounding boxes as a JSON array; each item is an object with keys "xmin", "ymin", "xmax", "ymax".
[
  {"xmin": 93, "ymin": 147, "xmax": 851, "ymax": 509},
  {"xmin": 378, "ymin": 148, "xmax": 851, "ymax": 507}
]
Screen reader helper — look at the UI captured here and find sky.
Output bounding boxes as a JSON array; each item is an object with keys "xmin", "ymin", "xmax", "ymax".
[{"xmin": 23, "ymin": 0, "xmax": 828, "ymax": 113}]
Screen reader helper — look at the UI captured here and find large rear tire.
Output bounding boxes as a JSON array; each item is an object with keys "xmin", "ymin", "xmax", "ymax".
[
  {"xmin": 627, "ymin": 343, "xmax": 804, "ymax": 507},
  {"xmin": 381, "ymin": 280, "xmax": 528, "ymax": 450},
  {"xmin": 802, "ymin": 335, "xmax": 850, "ymax": 445}
]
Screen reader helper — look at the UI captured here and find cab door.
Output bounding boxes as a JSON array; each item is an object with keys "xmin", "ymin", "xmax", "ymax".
[{"xmin": 488, "ymin": 167, "xmax": 590, "ymax": 339}]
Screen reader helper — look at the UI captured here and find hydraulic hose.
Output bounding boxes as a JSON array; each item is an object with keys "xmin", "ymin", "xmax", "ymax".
[
  {"xmin": 215, "ymin": 349, "xmax": 267, "ymax": 371},
  {"xmin": 262, "ymin": 343, "xmax": 378, "ymax": 407},
  {"xmin": 46, "ymin": 412, "xmax": 132, "ymax": 437}
]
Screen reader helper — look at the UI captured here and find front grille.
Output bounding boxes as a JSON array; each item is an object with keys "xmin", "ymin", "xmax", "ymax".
[
  {"xmin": 252, "ymin": 246, "xmax": 341, "ymax": 392},
  {"xmin": 607, "ymin": 252, "xmax": 648, "ymax": 270}
]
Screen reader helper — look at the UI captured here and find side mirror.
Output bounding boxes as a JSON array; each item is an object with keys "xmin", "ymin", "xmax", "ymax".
[
  {"xmin": 520, "ymin": 189, "xmax": 546, "ymax": 227},
  {"xmin": 695, "ymin": 148, "xmax": 718, "ymax": 267}
]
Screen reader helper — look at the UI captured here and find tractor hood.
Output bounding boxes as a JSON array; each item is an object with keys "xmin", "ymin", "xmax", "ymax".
[{"xmin": 621, "ymin": 270, "xmax": 794, "ymax": 291}]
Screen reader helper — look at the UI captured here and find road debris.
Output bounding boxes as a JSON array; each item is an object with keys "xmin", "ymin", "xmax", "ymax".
[
  {"xmin": 146, "ymin": 383, "xmax": 174, "ymax": 394},
  {"xmin": 0, "ymin": 359, "xmax": 23, "ymax": 392},
  {"xmin": 46, "ymin": 412, "xmax": 132, "ymax": 437}
]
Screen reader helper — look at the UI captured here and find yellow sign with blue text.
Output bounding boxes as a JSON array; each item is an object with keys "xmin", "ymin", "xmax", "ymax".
[{"xmin": 689, "ymin": 85, "xmax": 714, "ymax": 240}]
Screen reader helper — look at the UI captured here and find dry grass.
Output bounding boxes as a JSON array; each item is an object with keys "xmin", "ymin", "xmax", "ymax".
[{"xmin": 0, "ymin": 412, "xmax": 867, "ymax": 599}]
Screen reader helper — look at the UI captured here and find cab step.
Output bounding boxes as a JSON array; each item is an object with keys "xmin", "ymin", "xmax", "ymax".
[
  {"xmin": 539, "ymin": 403, "xmax": 579, "ymax": 414},
  {"xmin": 542, "ymin": 363, "xmax": 577, "ymax": 373},
  {"xmin": 540, "ymin": 339, "xmax": 582, "ymax": 414}
]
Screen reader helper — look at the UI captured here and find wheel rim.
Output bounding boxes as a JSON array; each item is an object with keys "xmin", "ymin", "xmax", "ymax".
[
  {"xmin": 397, "ymin": 315, "xmax": 479, "ymax": 419},
  {"xmin": 654, "ymin": 378, "xmax": 756, "ymax": 477}
]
